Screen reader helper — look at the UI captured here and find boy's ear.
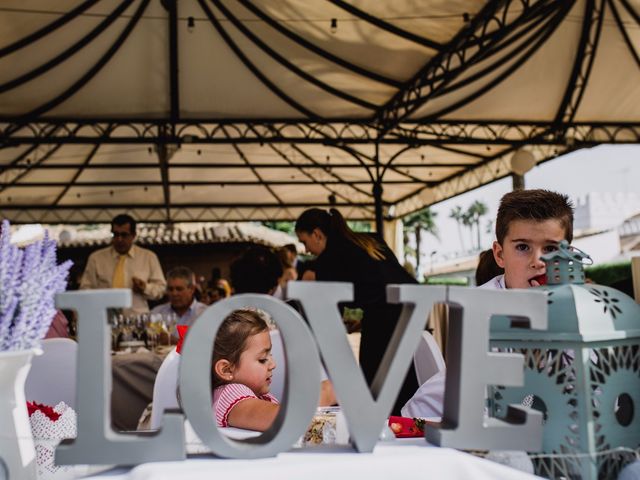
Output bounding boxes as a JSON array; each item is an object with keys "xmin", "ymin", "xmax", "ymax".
[
  {"xmin": 213, "ymin": 359, "xmax": 234, "ymax": 381},
  {"xmin": 492, "ymin": 240, "xmax": 506, "ymax": 268}
]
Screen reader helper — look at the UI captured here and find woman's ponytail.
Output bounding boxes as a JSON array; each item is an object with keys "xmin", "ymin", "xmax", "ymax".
[
  {"xmin": 328, "ymin": 208, "xmax": 385, "ymax": 261},
  {"xmin": 296, "ymin": 207, "xmax": 386, "ymax": 261}
]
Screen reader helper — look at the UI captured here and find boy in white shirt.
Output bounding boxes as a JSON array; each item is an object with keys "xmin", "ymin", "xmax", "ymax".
[{"xmin": 402, "ymin": 189, "xmax": 574, "ymax": 418}]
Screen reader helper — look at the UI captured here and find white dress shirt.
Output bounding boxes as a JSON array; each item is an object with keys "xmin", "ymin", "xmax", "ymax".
[
  {"xmin": 150, "ymin": 299, "xmax": 207, "ymax": 329},
  {"xmin": 80, "ymin": 244, "xmax": 166, "ymax": 314},
  {"xmin": 401, "ymin": 275, "xmax": 505, "ymax": 419}
]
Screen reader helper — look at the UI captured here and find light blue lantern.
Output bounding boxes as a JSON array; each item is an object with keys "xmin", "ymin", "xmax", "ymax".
[{"xmin": 490, "ymin": 241, "xmax": 640, "ymax": 479}]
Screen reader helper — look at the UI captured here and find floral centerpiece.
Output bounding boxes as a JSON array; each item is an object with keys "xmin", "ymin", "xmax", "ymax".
[
  {"xmin": 0, "ymin": 220, "xmax": 72, "ymax": 351},
  {"xmin": 0, "ymin": 220, "xmax": 72, "ymax": 480},
  {"xmin": 28, "ymin": 401, "xmax": 78, "ymax": 480}
]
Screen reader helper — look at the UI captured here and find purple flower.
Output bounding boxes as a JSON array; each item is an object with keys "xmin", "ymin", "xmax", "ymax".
[
  {"xmin": 0, "ymin": 220, "xmax": 23, "ymax": 349},
  {"xmin": 1, "ymin": 221, "xmax": 72, "ymax": 351}
]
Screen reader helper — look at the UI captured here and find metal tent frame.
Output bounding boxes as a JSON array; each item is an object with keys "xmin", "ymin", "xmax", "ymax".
[{"xmin": 0, "ymin": 0, "xmax": 639, "ymax": 228}]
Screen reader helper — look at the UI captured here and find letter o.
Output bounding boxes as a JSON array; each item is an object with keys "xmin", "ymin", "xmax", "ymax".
[{"xmin": 179, "ymin": 294, "xmax": 322, "ymax": 458}]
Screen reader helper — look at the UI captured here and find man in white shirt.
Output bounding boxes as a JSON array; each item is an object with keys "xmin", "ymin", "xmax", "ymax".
[
  {"xmin": 151, "ymin": 266, "xmax": 207, "ymax": 332},
  {"xmin": 80, "ymin": 214, "xmax": 166, "ymax": 314}
]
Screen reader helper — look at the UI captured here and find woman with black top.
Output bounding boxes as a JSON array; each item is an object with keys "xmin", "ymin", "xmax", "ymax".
[{"xmin": 295, "ymin": 208, "xmax": 419, "ymax": 415}]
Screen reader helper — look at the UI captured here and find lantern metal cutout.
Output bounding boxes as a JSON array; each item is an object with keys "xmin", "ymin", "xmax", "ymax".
[{"xmin": 490, "ymin": 241, "xmax": 640, "ymax": 479}]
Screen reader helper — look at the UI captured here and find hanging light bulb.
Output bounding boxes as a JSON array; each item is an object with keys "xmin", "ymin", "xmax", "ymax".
[
  {"xmin": 187, "ymin": 16, "xmax": 195, "ymax": 33},
  {"xmin": 330, "ymin": 18, "xmax": 337, "ymax": 34}
]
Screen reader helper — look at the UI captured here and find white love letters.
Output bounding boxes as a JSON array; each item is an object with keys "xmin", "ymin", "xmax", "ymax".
[{"xmin": 43, "ymin": 282, "xmax": 546, "ymax": 466}]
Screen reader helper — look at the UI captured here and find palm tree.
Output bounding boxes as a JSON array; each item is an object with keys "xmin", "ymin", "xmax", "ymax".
[
  {"xmin": 404, "ymin": 207, "xmax": 439, "ymax": 276},
  {"xmin": 449, "ymin": 206, "xmax": 466, "ymax": 252},
  {"xmin": 485, "ymin": 219, "xmax": 494, "ymax": 236},
  {"xmin": 466, "ymin": 200, "xmax": 489, "ymax": 249},
  {"xmin": 461, "ymin": 210, "xmax": 474, "ymax": 251}
]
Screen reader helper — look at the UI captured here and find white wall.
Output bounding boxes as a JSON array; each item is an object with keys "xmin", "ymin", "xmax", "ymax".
[
  {"xmin": 573, "ymin": 229, "xmax": 621, "ymax": 265},
  {"xmin": 575, "ymin": 193, "xmax": 640, "ymax": 231}
]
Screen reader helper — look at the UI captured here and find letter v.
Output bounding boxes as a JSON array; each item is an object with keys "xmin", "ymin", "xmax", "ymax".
[{"xmin": 288, "ymin": 282, "xmax": 446, "ymax": 452}]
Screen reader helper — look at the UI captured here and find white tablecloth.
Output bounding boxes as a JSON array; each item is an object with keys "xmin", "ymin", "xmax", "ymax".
[{"xmin": 82, "ymin": 440, "xmax": 540, "ymax": 480}]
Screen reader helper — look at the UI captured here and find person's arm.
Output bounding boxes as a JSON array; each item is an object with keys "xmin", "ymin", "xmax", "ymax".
[
  {"xmin": 137, "ymin": 252, "xmax": 166, "ymax": 300},
  {"xmin": 44, "ymin": 310, "xmax": 69, "ymax": 339},
  {"xmin": 318, "ymin": 379, "xmax": 337, "ymax": 406},
  {"xmin": 400, "ymin": 371, "xmax": 445, "ymax": 419},
  {"xmin": 301, "ymin": 269, "xmax": 316, "ymax": 281},
  {"xmin": 226, "ymin": 398, "xmax": 280, "ymax": 431},
  {"xmin": 79, "ymin": 253, "xmax": 97, "ymax": 290}
]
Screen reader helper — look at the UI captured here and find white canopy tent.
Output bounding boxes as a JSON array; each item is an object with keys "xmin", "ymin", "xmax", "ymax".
[{"xmin": 0, "ymin": 0, "xmax": 639, "ymax": 229}]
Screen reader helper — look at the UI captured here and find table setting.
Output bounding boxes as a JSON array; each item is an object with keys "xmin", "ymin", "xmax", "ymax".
[{"xmin": 109, "ymin": 313, "xmax": 178, "ymax": 354}]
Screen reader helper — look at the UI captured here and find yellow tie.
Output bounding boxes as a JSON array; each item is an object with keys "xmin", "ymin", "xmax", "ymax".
[{"xmin": 112, "ymin": 255, "xmax": 127, "ymax": 288}]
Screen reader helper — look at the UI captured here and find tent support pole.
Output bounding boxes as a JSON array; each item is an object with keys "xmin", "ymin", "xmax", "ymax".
[
  {"xmin": 373, "ymin": 142, "xmax": 384, "ymax": 234},
  {"xmin": 157, "ymin": 125, "xmax": 173, "ymax": 223},
  {"xmin": 167, "ymin": 0, "xmax": 179, "ymax": 122},
  {"xmin": 512, "ymin": 173, "xmax": 525, "ymax": 190}
]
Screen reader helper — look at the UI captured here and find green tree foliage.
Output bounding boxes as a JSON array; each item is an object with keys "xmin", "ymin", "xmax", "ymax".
[
  {"xmin": 467, "ymin": 200, "xmax": 489, "ymax": 250},
  {"xmin": 449, "ymin": 206, "xmax": 466, "ymax": 252},
  {"xmin": 262, "ymin": 221, "xmax": 295, "ymax": 235},
  {"xmin": 585, "ymin": 261, "xmax": 631, "ymax": 287},
  {"xmin": 347, "ymin": 221, "xmax": 372, "ymax": 233},
  {"xmin": 403, "ymin": 207, "xmax": 438, "ymax": 276},
  {"xmin": 425, "ymin": 276, "xmax": 469, "ymax": 286},
  {"xmin": 450, "ymin": 200, "xmax": 489, "ymax": 252}
]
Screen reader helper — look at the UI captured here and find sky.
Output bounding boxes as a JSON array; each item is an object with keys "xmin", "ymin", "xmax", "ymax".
[{"xmin": 421, "ymin": 144, "xmax": 640, "ymax": 267}]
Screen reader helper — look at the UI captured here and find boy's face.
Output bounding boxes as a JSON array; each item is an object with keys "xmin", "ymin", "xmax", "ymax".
[{"xmin": 492, "ymin": 219, "xmax": 566, "ymax": 289}]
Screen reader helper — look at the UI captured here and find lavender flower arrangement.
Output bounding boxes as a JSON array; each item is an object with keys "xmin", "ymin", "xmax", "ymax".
[{"xmin": 0, "ymin": 220, "xmax": 72, "ymax": 351}]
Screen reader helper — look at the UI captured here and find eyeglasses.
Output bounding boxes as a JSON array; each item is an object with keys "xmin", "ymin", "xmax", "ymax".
[{"xmin": 111, "ymin": 232, "xmax": 132, "ymax": 239}]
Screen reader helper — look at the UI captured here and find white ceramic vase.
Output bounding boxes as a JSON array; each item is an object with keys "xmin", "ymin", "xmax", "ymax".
[{"xmin": 0, "ymin": 348, "xmax": 41, "ymax": 480}]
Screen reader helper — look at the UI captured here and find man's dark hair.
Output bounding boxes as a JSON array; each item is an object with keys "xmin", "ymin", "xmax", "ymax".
[
  {"xmin": 283, "ymin": 243, "xmax": 297, "ymax": 255},
  {"xmin": 112, "ymin": 214, "xmax": 137, "ymax": 235},
  {"xmin": 230, "ymin": 245, "xmax": 282, "ymax": 294},
  {"xmin": 495, "ymin": 189, "xmax": 574, "ymax": 244},
  {"xmin": 210, "ymin": 267, "xmax": 222, "ymax": 283},
  {"xmin": 166, "ymin": 266, "xmax": 195, "ymax": 287}
]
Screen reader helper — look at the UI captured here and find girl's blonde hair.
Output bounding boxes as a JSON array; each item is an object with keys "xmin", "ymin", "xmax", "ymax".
[
  {"xmin": 295, "ymin": 208, "xmax": 385, "ymax": 260},
  {"xmin": 211, "ymin": 309, "xmax": 269, "ymax": 389}
]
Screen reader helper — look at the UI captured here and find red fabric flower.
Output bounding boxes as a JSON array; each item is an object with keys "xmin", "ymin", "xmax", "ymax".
[
  {"xmin": 176, "ymin": 325, "xmax": 189, "ymax": 354},
  {"xmin": 27, "ymin": 401, "xmax": 61, "ymax": 421}
]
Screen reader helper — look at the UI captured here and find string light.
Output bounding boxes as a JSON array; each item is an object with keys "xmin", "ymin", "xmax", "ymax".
[
  {"xmin": 187, "ymin": 16, "xmax": 195, "ymax": 33},
  {"xmin": 330, "ymin": 18, "xmax": 337, "ymax": 33}
]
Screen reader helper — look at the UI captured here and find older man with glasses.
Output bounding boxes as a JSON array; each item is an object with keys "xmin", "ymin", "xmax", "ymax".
[
  {"xmin": 80, "ymin": 214, "xmax": 166, "ymax": 314},
  {"xmin": 150, "ymin": 266, "xmax": 207, "ymax": 337}
]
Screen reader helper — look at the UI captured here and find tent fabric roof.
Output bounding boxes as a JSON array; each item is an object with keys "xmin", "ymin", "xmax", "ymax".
[{"xmin": 0, "ymin": 0, "xmax": 639, "ymax": 224}]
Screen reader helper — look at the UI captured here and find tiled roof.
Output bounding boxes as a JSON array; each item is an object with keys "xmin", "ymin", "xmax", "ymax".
[{"xmin": 11, "ymin": 222, "xmax": 301, "ymax": 251}]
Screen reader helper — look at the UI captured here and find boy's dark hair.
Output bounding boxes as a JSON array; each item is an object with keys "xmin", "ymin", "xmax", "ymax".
[
  {"xmin": 230, "ymin": 245, "xmax": 283, "ymax": 294},
  {"xmin": 112, "ymin": 214, "xmax": 137, "ymax": 235},
  {"xmin": 495, "ymin": 189, "xmax": 574, "ymax": 244}
]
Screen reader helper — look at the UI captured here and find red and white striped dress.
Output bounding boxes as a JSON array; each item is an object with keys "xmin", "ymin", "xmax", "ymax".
[{"xmin": 213, "ymin": 383, "xmax": 279, "ymax": 427}]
